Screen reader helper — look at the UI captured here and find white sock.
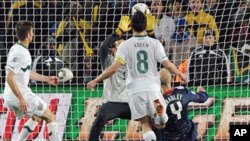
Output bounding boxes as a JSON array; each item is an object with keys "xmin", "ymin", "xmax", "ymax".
[
  {"xmin": 154, "ymin": 113, "xmax": 168, "ymax": 125},
  {"xmin": 143, "ymin": 130, "xmax": 156, "ymax": 141},
  {"xmin": 17, "ymin": 118, "xmax": 38, "ymax": 141},
  {"xmin": 47, "ymin": 122, "xmax": 59, "ymax": 141}
]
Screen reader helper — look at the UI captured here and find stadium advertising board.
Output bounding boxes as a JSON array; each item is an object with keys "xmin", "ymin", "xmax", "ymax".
[{"xmin": 0, "ymin": 93, "xmax": 72, "ymax": 141}]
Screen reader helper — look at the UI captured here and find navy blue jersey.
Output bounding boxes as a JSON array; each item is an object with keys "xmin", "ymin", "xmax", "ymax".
[{"xmin": 162, "ymin": 86, "xmax": 208, "ymax": 134}]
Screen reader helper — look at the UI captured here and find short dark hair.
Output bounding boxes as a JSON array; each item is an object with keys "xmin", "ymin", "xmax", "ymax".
[
  {"xmin": 204, "ymin": 29, "xmax": 215, "ymax": 37},
  {"xmin": 131, "ymin": 11, "xmax": 147, "ymax": 32},
  {"xmin": 15, "ymin": 21, "xmax": 33, "ymax": 41}
]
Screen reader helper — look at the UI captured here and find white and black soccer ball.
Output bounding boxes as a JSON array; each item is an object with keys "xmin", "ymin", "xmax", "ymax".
[
  {"xmin": 132, "ymin": 3, "xmax": 151, "ymax": 15},
  {"xmin": 58, "ymin": 68, "xmax": 74, "ymax": 82}
]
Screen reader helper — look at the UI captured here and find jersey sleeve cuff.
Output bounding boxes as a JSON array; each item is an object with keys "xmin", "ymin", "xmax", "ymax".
[{"xmin": 5, "ymin": 65, "xmax": 17, "ymax": 74}]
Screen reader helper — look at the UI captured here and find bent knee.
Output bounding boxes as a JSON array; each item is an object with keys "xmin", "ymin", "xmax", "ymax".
[
  {"xmin": 32, "ymin": 116, "xmax": 42, "ymax": 122},
  {"xmin": 42, "ymin": 109, "xmax": 56, "ymax": 123}
]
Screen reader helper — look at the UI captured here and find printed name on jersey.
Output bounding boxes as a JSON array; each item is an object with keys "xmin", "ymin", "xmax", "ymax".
[
  {"xmin": 134, "ymin": 42, "xmax": 149, "ymax": 48},
  {"xmin": 165, "ymin": 94, "xmax": 183, "ymax": 105}
]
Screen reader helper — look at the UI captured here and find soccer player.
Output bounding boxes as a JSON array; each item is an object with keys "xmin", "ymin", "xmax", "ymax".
[
  {"xmin": 153, "ymin": 68, "xmax": 208, "ymax": 141},
  {"xmin": 88, "ymin": 35, "xmax": 131, "ymax": 141},
  {"xmin": 87, "ymin": 11, "xmax": 186, "ymax": 141},
  {"xmin": 3, "ymin": 21, "xmax": 60, "ymax": 141}
]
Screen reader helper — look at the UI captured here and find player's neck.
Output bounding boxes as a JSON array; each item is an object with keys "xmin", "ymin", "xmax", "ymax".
[
  {"xmin": 18, "ymin": 40, "xmax": 29, "ymax": 48},
  {"xmin": 161, "ymin": 85, "xmax": 172, "ymax": 93},
  {"xmin": 133, "ymin": 31, "xmax": 146, "ymax": 37}
]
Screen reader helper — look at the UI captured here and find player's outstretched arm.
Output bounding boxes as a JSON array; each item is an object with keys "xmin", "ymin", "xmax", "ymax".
[
  {"xmin": 146, "ymin": 13, "xmax": 155, "ymax": 37},
  {"xmin": 30, "ymin": 71, "xmax": 59, "ymax": 86},
  {"xmin": 195, "ymin": 86, "xmax": 209, "ymax": 103},
  {"xmin": 115, "ymin": 15, "xmax": 131, "ymax": 37},
  {"xmin": 87, "ymin": 60, "xmax": 122, "ymax": 90}
]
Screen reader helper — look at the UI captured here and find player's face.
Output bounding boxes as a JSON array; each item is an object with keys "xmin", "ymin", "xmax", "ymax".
[
  {"xmin": 27, "ymin": 28, "xmax": 34, "ymax": 43},
  {"xmin": 204, "ymin": 35, "xmax": 215, "ymax": 47},
  {"xmin": 151, "ymin": 0, "xmax": 164, "ymax": 18},
  {"xmin": 189, "ymin": 0, "xmax": 202, "ymax": 13},
  {"xmin": 173, "ymin": 1, "xmax": 183, "ymax": 13}
]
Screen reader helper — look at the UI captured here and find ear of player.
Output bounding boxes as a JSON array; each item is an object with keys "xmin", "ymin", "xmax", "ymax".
[{"xmin": 58, "ymin": 68, "xmax": 74, "ymax": 82}]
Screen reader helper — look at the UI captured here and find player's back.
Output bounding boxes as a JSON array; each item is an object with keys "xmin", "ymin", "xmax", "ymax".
[{"xmin": 117, "ymin": 35, "xmax": 167, "ymax": 95}]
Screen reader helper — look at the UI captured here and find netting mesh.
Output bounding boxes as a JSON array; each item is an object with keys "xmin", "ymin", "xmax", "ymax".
[{"xmin": 0, "ymin": 0, "xmax": 249, "ymax": 141}]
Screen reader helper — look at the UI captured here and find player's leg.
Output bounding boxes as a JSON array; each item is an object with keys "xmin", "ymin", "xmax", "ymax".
[
  {"xmin": 139, "ymin": 116, "xmax": 157, "ymax": 141},
  {"xmin": 40, "ymin": 108, "xmax": 59, "ymax": 141},
  {"xmin": 149, "ymin": 92, "xmax": 168, "ymax": 128},
  {"xmin": 88, "ymin": 102, "xmax": 131, "ymax": 141},
  {"xmin": 17, "ymin": 116, "xmax": 41, "ymax": 141},
  {"xmin": 129, "ymin": 92, "xmax": 157, "ymax": 141},
  {"xmin": 4, "ymin": 100, "xmax": 40, "ymax": 141},
  {"xmin": 25, "ymin": 93, "xmax": 59, "ymax": 141}
]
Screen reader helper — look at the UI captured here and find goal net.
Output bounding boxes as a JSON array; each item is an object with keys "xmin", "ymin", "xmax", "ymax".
[{"xmin": 0, "ymin": 0, "xmax": 249, "ymax": 141}]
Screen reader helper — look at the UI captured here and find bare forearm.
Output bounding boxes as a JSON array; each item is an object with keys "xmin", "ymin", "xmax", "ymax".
[
  {"xmin": 164, "ymin": 60, "xmax": 181, "ymax": 76},
  {"xmin": 95, "ymin": 67, "xmax": 116, "ymax": 83},
  {"xmin": 30, "ymin": 71, "xmax": 50, "ymax": 82}
]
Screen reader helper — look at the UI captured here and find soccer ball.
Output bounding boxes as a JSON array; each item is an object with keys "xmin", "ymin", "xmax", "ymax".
[
  {"xmin": 132, "ymin": 3, "xmax": 151, "ymax": 15},
  {"xmin": 58, "ymin": 68, "xmax": 74, "ymax": 82}
]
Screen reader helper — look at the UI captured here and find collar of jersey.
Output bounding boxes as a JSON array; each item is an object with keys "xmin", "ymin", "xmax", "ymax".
[
  {"xmin": 163, "ymin": 88, "xmax": 174, "ymax": 96},
  {"xmin": 134, "ymin": 35, "xmax": 147, "ymax": 37},
  {"xmin": 17, "ymin": 42, "xmax": 28, "ymax": 49}
]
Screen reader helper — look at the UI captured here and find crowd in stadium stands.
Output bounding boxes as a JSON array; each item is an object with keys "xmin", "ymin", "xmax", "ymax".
[{"xmin": 0, "ymin": 0, "xmax": 249, "ymax": 86}]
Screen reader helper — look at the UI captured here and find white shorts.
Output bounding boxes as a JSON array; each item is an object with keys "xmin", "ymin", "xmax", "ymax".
[
  {"xmin": 5, "ymin": 93, "xmax": 47, "ymax": 119},
  {"xmin": 128, "ymin": 91, "xmax": 166, "ymax": 120}
]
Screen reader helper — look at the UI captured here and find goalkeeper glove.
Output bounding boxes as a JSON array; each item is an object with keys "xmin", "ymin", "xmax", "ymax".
[
  {"xmin": 58, "ymin": 68, "xmax": 74, "ymax": 82},
  {"xmin": 115, "ymin": 15, "xmax": 131, "ymax": 37},
  {"xmin": 146, "ymin": 14, "xmax": 155, "ymax": 36}
]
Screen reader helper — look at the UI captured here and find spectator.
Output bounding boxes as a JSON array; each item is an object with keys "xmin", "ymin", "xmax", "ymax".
[
  {"xmin": 187, "ymin": 29, "xmax": 231, "ymax": 86},
  {"xmin": 41, "ymin": 0, "xmax": 64, "ymax": 37},
  {"xmin": 6, "ymin": 0, "xmax": 43, "ymax": 59},
  {"xmin": 167, "ymin": 18, "xmax": 196, "ymax": 68},
  {"xmin": 185, "ymin": 0, "xmax": 219, "ymax": 44},
  {"xmin": 151, "ymin": 0, "xmax": 176, "ymax": 46},
  {"xmin": 203, "ymin": 0, "xmax": 241, "ymax": 50},
  {"xmin": 228, "ymin": 0, "xmax": 250, "ymax": 50},
  {"xmin": 32, "ymin": 36, "xmax": 64, "ymax": 79},
  {"xmin": 56, "ymin": 1, "xmax": 93, "ymax": 83},
  {"xmin": 0, "ymin": 1, "xmax": 11, "ymax": 85},
  {"xmin": 169, "ymin": 0, "xmax": 186, "ymax": 19}
]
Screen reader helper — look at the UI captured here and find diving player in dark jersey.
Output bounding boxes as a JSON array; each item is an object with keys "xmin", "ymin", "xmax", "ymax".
[{"xmin": 153, "ymin": 68, "xmax": 208, "ymax": 141}]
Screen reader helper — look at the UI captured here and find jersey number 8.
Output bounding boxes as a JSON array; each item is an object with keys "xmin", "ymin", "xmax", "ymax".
[{"xmin": 136, "ymin": 50, "xmax": 148, "ymax": 73}]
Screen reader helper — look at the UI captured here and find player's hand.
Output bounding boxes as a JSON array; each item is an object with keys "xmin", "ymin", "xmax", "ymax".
[
  {"xmin": 47, "ymin": 76, "xmax": 60, "ymax": 86},
  {"xmin": 197, "ymin": 86, "xmax": 205, "ymax": 92},
  {"xmin": 146, "ymin": 14, "xmax": 155, "ymax": 35},
  {"xmin": 87, "ymin": 79, "xmax": 97, "ymax": 91},
  {"xmin": 19, "ymin": 98, "xmax": 28, "ymax": 114},
  {"xmin": 115, "ymin": 15, "xmax": 131, "ymax": 36}
]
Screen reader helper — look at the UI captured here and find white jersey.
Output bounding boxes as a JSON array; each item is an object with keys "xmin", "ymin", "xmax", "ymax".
[
  {"xmin": 4, "ymin": 43, "xmax": 32, "ymax": 101},
  {"xmin": 102, "ymin": 54, "xmax": 128, "ymax": 103},
  {"xmin": 116, "ymin": 35, "xmax": 168, "ymax": 95}
]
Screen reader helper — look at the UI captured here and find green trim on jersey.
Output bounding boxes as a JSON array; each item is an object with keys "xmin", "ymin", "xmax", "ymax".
[{"xmin": 17, "ymin": 43, "xmax": 28, "ymax": 49}]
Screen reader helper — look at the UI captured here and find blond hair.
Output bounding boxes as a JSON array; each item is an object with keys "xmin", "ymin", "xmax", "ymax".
[{"xmin": 159, "ymin": 68, "xmax": 172, "ymax": 88}]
